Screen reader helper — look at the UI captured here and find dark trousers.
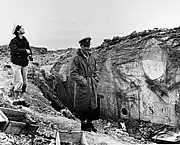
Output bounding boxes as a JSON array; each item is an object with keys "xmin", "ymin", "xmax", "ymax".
[{"xmin": 75, "ymin": 97, "xmax": 100, "ymax": 122}]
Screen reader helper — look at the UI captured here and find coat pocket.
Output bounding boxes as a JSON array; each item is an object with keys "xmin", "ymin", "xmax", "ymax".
[
  {"xmin": 78, "ymin": 85, "xmax": 88, "ymax": 98},
  {"xmin": 75, "ymin": 85, "xmax": 90, "ymax": 112}
]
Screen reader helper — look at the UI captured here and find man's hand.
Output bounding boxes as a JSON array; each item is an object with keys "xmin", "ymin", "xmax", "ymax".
[
  {"xmin": 27, "ymin": 55, "xmax": 33, "ymax": 61},
  {"xmin": 26, "ymin": 49, "xmax": 31, "ymax": 54},
  {"xmin": 82, "ymin": 79, "xmax": 88, "ymax": 87}
]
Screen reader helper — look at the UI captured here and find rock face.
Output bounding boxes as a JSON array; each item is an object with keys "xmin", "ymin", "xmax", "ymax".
[
  {"xmin": 51, "ymin": 27, "xmax": 180, "ymax": 127},
  {"xmin": 95, "ymin": 27, "xmax": 180, "ymax": 126}
]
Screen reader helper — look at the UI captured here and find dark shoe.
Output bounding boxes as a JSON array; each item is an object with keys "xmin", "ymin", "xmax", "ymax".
[
  {"xmin": 87, "ymin": 121, "xmax": 97, "ymax": 132},
  {"xmin": 91, "ymin": 126, "xmax": 97, "ymax": 132},
  {"xmin": 21, "ymin": 100, "xmax": 30, "ymax": 107},
  {"xmin": 13, "ymin": 100, "xmax": 30, "ymax": 107},
  {"xmin": 81, "ymin": 122, "xmax": 92, "ymax": 132}
]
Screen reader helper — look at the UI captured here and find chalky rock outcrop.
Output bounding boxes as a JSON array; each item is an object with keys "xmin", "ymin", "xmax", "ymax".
[{"xmin": 96, "ymin": 27, "xmax": 180, "ymax": 126}]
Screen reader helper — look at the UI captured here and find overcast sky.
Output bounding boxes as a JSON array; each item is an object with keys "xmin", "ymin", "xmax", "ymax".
[{"xmin": 1, "ymin": 0, "xmax": 180, "ymax": 50}]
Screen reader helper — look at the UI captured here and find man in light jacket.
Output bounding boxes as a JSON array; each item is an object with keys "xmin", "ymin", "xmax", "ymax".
[{"xmin": 9, "ymin": 25, "xmax": 33, "ymax": 97}]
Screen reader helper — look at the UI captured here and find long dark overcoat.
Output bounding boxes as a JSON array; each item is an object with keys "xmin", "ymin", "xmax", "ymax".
[{"xmin": 70, "ymin": 49, "xmax": 99, "ymax": 113}]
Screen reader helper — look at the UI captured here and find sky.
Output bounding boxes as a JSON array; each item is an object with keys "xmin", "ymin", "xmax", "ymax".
[{"xmin": 1, "ymin": 0, "xmax": 180, "ymax": 50}]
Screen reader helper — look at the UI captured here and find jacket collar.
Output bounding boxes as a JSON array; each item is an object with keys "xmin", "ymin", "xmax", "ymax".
[
  {"xmin": 77, "ymin": 49, "xmax": 92, "ymax": 59},
  {"xmin": 15, "ymin": 36, "xmax": 26, "ymax": 40}
]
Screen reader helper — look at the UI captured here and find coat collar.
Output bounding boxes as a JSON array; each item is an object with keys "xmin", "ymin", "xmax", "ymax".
[
  {"xmin": 15, "ymin": 36, "xmax": 26, "ymax": 40},
  {"xmin": 77, "ymin": 49, "xmax": 92, "ymax": 59}
]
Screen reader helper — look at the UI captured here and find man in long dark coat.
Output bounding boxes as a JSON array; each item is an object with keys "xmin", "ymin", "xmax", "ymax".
[{"xmin": 70, "ymin": 37, "xmax": 99, "ymax": 132}]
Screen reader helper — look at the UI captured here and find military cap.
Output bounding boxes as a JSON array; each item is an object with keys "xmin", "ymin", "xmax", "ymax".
[
  {"xmin": 12, "ymin": 25, "xmax": 22, "ymax": 34},
  {"xmin": 79, "ymin": 37, "xmax": 91, "ymax": 46}
]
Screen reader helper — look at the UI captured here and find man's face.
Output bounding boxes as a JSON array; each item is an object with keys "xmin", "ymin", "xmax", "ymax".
[
  {"xmin": 17, "ymin": 27, "xmax": 25, "ymax": 35},
  {"xmin": 81, "ymin": 44, "xmax": 90, "ymax": 54}
]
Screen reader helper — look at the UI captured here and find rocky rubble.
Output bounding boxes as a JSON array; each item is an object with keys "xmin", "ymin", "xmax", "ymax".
[{"xmin": 94, "ymin": 27, "xmax": 180, "ymax": 123}]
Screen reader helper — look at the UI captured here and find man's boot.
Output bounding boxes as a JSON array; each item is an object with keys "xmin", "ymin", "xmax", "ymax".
[
  {"xmin": 87, "ymin": 120, "xmax": 97, "ymax": 132},
  {"xmin": 81, "ymin": 121, "xmax": 91, "ymax": 132},
  {"xmin": 12, "ymin": 99, "xmax": 30, "ymax": 107}
]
